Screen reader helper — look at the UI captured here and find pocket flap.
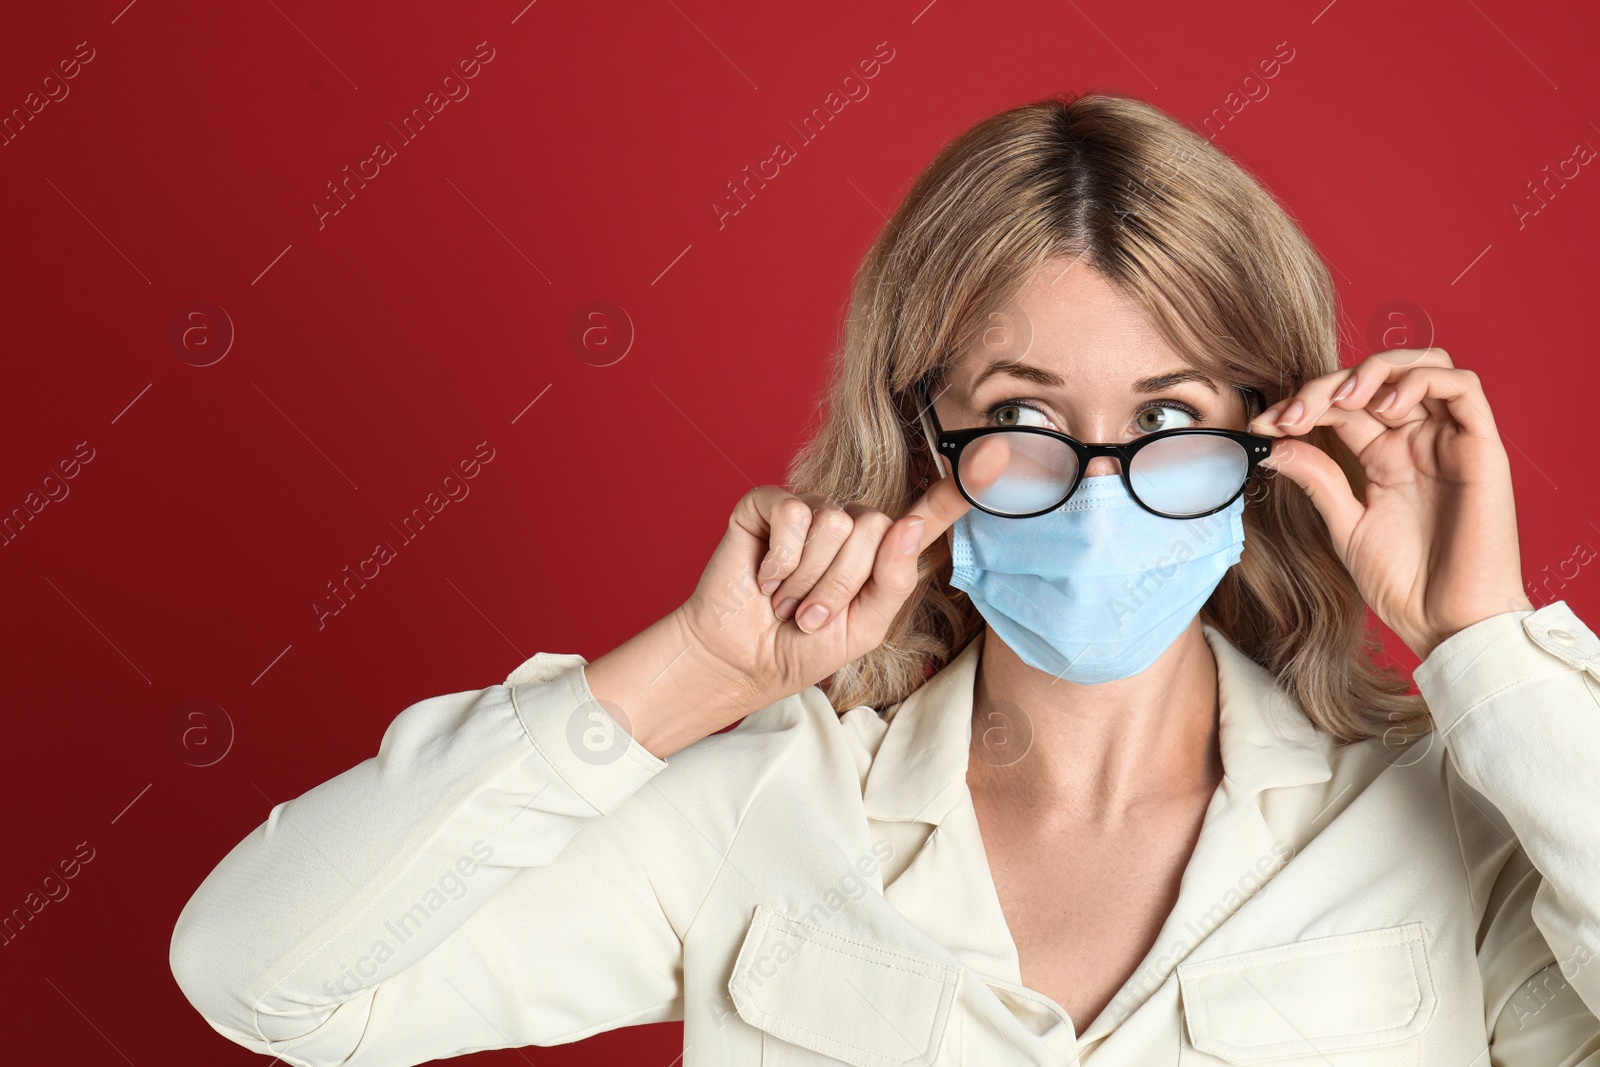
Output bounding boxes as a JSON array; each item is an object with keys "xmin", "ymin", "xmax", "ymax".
[
  {"xmin": 1177, "ymin": 922, "xmax": 1436, "ymax": 1063},
  {"xmin": 727, "ymin": 903, "xmax": 960, "ymax": 1067}
]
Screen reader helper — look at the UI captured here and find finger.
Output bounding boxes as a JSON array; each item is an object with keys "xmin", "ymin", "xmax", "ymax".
[
  {"xmin": 850, "ymin": 512, "xmax": 930, "ymax": 655},
  {"xmin": 1256, "ymin": 359, "xmax": 1394, "ymax": 457},
  {"xmin": 726, "ymin": 487, "xmax": 800, "ymax": 589},
  {"xmin": 741, "ymin": 489, "xmax": 817, "ymax": 596},
  {"xmin": 1272, "ymin": 364, "xmax": 1497, "ymax": 458},
  {"xmin": 900, "ymin": 433, "xmax": 1011, "ymax": 551},
  {"xmin": 829, "ymin": 436, "xmax": 1011, "ymax": 645},
  {"xmin": 1259, "ymin": 438, "xmax": 1364, "ymax": 550},
  {"xmin": 1363, "ymin": 366, "xmax": 1497, "ymax": 438},
  {"xmin": 763, "ymin": 491, "xmax": 837, "ymax": 587},
  {"xmin": 788, "ymin": 505, "xmax": 895, "ymax": 634},
  {"xmin": 768, "ymin": 500, "xmax": 857, "ymax": 622},
  {"xmin": 1307, "ymin": 353, "xmax": 1427, "ymax": 455},
  {"xmin": 1251, "ymin": 348, "xmax": 1456, "ymax": 438}
]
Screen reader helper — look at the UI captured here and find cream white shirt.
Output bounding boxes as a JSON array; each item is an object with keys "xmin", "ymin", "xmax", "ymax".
[{"xmin": 170, "ymin": 600, "xmax": 1600, "ymax": 1065}]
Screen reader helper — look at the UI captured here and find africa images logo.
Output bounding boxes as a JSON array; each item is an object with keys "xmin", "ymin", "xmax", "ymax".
[
  {"xmin": 320, "ymin": 839, "xmax": 493, "ymax": 998},
  {"xmin": 312, "ymin": 41, "xmax": 497, "ymax": 230}
]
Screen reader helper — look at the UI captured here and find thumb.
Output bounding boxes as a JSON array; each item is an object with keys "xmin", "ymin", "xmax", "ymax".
[
  {"xmin": 849, "ymin": 514, "xmax": 927, "ymax": 653},
  {"xmin": 1260, "ymin": 437, "xmax": 1364, "ymax": 550}
]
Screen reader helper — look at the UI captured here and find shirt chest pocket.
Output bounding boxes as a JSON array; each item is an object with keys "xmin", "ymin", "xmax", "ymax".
[
  {"xmin": 1176, "ymin": 922, "xmax": 1438, "ymax": 1066},
  {"xmin": 727, "ymin": 903, "xmax": 962, "ymax": 1067}
]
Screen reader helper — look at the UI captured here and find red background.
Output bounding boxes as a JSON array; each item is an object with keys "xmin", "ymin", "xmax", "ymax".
[{"xmin": 2, "ymin": 0, "xmax": 1596, "ymax": 1063}]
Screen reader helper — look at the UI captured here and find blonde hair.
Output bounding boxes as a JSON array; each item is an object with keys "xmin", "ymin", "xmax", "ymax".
[{"xmin": 785, "ymin": 90, "xmax": 1428, "ymax": 742}]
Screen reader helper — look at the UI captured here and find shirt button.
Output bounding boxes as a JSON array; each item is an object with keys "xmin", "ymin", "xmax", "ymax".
[{"xmin": 1547, "ymin": 627, "xmax": 1578, "ymax": 643}]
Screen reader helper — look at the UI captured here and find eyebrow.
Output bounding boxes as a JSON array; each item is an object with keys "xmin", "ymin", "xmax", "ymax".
[
  {"xmin": 969, "ymin": 360, "xmax": 1220, "ymax": 395},
  {"xmin": 1133, "ymin": 369, "xmax": 1220, "ymax": 395}
]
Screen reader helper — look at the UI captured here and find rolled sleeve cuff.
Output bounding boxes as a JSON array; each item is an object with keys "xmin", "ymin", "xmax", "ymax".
[
  {"xmin": 504, "ymin": 652, "xmax": 668, "ymax": 814},
  {"xmin": 1412, "ymin": 601, "xmax": 1600, "ymax": 736}
]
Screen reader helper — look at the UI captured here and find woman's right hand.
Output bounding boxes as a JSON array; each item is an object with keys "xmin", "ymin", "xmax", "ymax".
[
  {"xmin": 586, "ymin": 438, "xmax": 1008, "ymax": 758},
  {"xmin": 686, "ymin": 435, "xmax": 1012, "ymax": 707}
]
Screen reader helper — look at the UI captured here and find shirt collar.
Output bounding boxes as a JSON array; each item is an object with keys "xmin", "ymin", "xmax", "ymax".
[{"xmin": 860, "ymin": 622, "xmax": 1335, "ymax": 826}]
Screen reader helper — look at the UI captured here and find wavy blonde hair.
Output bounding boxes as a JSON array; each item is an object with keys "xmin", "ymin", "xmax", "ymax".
[{"xmin": 785, "ymin": 90, "xmax": 1429, "ymax": 743}]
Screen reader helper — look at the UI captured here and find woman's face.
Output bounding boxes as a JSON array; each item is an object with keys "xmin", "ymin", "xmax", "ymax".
[{"xmin": 931, "ymin": 258, "xmax": 1250, "ymax": 480}]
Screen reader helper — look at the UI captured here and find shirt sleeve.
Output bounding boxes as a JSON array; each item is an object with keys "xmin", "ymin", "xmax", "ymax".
[
  {"xmin": 1413, "ymin": 600, "xmax": 1600, "ymax": 1061},
  {"xmin": 168, "ymin": 651, "xmax": 684, "ymax": 1067}
]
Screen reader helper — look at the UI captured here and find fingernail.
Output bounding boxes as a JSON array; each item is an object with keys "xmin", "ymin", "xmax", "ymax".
[
  {"xmin": 775, "ymin": 597, "xmax": 798, "ymax": 621},
  {"xmin": 899, "ymin": 518, "xmax": 925, "ymax": 555},
  {"xmin": 1280, "ymin": 399, "xmax": 1304, "ymax": 427},
  {"xmin": 1331, "ymin": 374, "xmax": 1356, "ymax": 402},
  {"xmin": 797, "ymin": 603, "xmax": 830, "ymax": 632},
  {"xmin": 759, "ymin": 577, "xmax": 780, "ymax": 595},
  {"xmin": 1374, "ymin": 387, "xmax": 1396, "ymax": 413}
]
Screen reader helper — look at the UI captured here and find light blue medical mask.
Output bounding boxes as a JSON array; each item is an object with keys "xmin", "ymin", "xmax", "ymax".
[{"xmin": 949, "ymin": 474, "xmax": 1246, "ymax": 685}]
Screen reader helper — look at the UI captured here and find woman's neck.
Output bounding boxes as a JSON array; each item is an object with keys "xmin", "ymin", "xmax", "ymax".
[{"xmin": 965, "ymin": 621, "xmax": 1224, "ymax": 821}]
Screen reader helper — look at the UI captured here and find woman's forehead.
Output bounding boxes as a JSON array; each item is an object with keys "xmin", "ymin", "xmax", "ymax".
[
  {"xmin": 945, "ymin": 263, "xmax": 1192, "ymax": 389},
  {"xmin": 946, "ymin": 337, "xmax": 1202, "ymax": 396}
]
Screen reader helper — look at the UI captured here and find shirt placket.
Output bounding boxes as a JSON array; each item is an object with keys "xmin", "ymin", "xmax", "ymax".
[
  {"xmin": 1075, "ymin": 777, "xmax": 1283, "ymax": 1053},
  {"xmin": 874, "ymin": 797, "xmax": 1083, "ymax": 1063}
]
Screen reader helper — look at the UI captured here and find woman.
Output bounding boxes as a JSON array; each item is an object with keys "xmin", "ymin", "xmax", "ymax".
[{"xmin": 170, "ymin": 91, "xmax": 1600, "ymax": 1064}]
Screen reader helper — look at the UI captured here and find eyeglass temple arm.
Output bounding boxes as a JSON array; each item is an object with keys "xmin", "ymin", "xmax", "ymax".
[{"xmin": 913, "ymin": 380, "xmax": 952, "ymax": 482}]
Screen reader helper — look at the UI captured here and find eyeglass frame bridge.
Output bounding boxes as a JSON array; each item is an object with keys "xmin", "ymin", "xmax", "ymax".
[{"xmin": 913, "ymin": 375, "xmax": 1278, "ymax": 520}]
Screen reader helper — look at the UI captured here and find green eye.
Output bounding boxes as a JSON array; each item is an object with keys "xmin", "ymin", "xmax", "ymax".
[
  {"xmin": 1135, "ymin": 405, "xmax": 1198, "ymax": 433},
  {"xmin": 990, "ymin": 402, "xmax": 1049, "ymax": 428}
]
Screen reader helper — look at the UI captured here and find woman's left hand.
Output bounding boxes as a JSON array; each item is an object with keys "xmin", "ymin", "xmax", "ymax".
[{"xmin": 1248, "ymin": 347, "xmax": 1533, "ymax": 662}]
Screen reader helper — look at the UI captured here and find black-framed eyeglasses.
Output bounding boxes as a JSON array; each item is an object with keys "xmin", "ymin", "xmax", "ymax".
[{"xmin": 914, "ymin": 376, "xmax": 1276, "ymax": 519}]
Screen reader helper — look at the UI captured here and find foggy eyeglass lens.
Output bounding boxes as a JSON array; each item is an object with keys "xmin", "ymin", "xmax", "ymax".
[
  {"xmin": 1128, "ymin": 435, "xmax": 1249, "ymax": 516},
  {"xmin": 958, "ymin": 433, "xmax": 1079, "ymax": 515}
]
